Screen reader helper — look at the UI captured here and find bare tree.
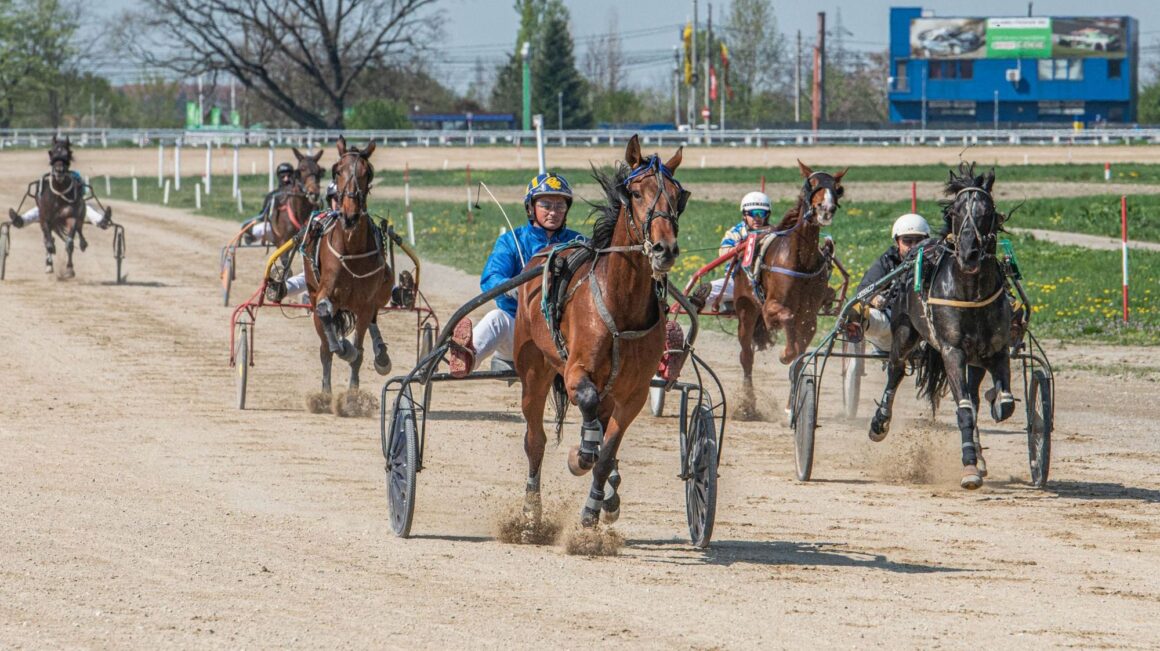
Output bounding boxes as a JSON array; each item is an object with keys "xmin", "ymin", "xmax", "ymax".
[
  {"xmin": 724, "ymin": 0, "xmax": 787, "ymax": 126},
  {"xmin": 583, "ymin": 11, "xmax": 624, "ymax": 95},
  {"xmin": 122, "ymin": 0, "xmax": 442, "ymax": 128}
]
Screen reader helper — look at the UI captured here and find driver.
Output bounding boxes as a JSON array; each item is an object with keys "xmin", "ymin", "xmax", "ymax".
[
  {"xmin": 849, "ymin": 212, "xmax": 930, "ymax": 350},
  {"xmin": 688, "ymin": 191, "xmax": 772, "ymax": 312},
  {"xmin": 242, "ymin": 162, "xmax": 298, "ymax": 244},
  {"xmin": 447, "ymin": 172, "xmax": 585, "ymax": 378}
]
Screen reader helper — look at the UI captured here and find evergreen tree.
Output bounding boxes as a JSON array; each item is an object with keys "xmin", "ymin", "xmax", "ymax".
[
  {"xmin": 490, "ymin": 0, "xmax": 544, "ymax": 121},
  {"xmin": 532, "ymin": 1, "xmax": 591, "ymax": 128}
]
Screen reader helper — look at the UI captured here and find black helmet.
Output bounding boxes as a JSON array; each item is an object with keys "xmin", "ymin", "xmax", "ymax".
[{"xmin": 276, "ymin": 162, "xmax": 295, "ymax": 177}]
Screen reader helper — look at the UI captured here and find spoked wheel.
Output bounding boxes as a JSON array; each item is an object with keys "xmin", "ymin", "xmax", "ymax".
[
  {"xmin": 793, "ymin": 375, "xmax": 818, "ymax": 481},
  {"xmin": 841, "ymin": 340, "xmax": 864, "ymax": 419},
  {"xmin": 112, "ymin": 225, "xmax": 126, "ymax": 285},
  {"xmin": 1026, "ymin": 370, "xmax": 1053, "ymax": 488},
  {"xmin": 684, "ymin": 405, "xmax": 718, "ymax": 548},
  {"xmin": 234, "ymin": 324, "xmax": 249, "ymax": 410},
  {"xmin": 0, "ymin": 224, "xmax": 10, "ymax": 280},
  {"xmin": 649, "ymin": 384, "xmax": 666, "ymax": 417},
  {"xmin": 386, "ymin": 385, "xmax": 419, "ymax": 537}
]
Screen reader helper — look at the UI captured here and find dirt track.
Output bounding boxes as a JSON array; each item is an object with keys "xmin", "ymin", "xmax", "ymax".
[{"xmin": 3, "ymin": 150, "xmax": 1160, "ymax": 647}]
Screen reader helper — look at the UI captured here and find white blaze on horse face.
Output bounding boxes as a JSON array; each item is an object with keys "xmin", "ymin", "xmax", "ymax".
[{"xmin": 815, "ymin": 188, "xmax": 836, "ymax": 226}]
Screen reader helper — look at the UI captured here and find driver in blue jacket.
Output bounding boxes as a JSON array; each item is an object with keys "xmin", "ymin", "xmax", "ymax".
[{"xmin": 449, "ymin": 172, "xmax": 585, "ymax": 378}]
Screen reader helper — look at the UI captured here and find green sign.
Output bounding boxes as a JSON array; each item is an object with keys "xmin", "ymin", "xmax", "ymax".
[
  {"xmin": 986, "ymin": 18, "xmax": 1051, "ymax": 59},
  {"xmin": 185, "ymin": 101, "xmax": 201, "ymax": 129}
]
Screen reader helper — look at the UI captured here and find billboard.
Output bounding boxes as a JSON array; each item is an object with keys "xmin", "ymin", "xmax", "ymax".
[{"xmin": 910, "ymin": 16, "xmax": 1128, "ymax": 59}]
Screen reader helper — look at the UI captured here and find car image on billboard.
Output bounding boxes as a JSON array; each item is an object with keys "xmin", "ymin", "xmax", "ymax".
[{"xmin": 910, "ymin": 18, "xmax": 987, "ymax": 59}]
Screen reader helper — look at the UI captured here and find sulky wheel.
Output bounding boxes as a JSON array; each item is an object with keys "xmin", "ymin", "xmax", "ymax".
[
  {"xmin": 113, "ymin": 225, "xmax": 126, "ymax": 285},
  {"xmin": 649, "ymin": 384, "xmax": 666, "ymax": 417},
  {"xmin": 222, "ymin": 253, "xmax": 236, "ymax": 307},
  {"xmin": 842, "ymin": 340, "xmax": 864, "ymax": 419},
  {"xmin": 386, "ymin": 385, "xmax": 419, "ymax": 537},
  {"xmin": 418, "ymin": 323, "xmax": 435, "ymax": 361},
  {"xmin": 684, "ymin": 404, "xmax": 718, "ymax": 548},
  {"xmin": 1026, "ymin": 369, "xmax": 1053, "ymax": 488},
  {"xmin": 793, "ymin": 375, "xmax": 818, "ymax": 481},
  {"xmin": 0, "ymin": 224, "xmax": 10, "ymax": 280},
  {"xmin": 234, "ymin": 324, "xmax": 249, "ymax": 410}
]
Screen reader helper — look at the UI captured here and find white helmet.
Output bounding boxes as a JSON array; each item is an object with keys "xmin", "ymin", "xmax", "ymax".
[
  {"xmin": 740, "ymin": 191, "xmax": 772, "ymax": 214},
  {"xmin": 892, "ymin": 213, "xmax": 930, "ymax": 239}
]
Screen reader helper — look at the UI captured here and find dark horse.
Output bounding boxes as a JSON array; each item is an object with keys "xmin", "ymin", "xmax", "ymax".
[
  {"xmin": 266, "ymin": 148, "xmax": 324, "ymax": 249},
  {"xmin": 36, "ymin": 137, "xmax": 107, "ymax": 277},
  {"xmin": 303, "ymin": 136, "xmax": 394, "ymax": 402},
  {"xmin": 513, "ymin": 135, "xmax": 687, "ymax": 530},
  {"xmin": 732, "ymin": 161, "xmax": 845, "ymax": 418},
  {"xmin": 870, "ymin": 162, "xmax": 1014, "ymax": 490}
]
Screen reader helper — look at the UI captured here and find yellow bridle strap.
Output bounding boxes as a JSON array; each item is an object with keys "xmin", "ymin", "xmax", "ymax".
[{"xmin": 926, "ymin": 286, "xmax": 1005, "ymax": 309}]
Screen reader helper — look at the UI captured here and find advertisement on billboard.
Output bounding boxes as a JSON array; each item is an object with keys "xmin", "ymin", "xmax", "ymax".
[{"xmin": 910, "ymin": 16, "xmax": 1128, "ymax": 59}]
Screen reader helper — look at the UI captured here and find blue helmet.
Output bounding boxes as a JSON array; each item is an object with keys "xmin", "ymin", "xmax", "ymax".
[{"xmin": 523, "ymin": 172, "xmax": 573, "ymax": 212}]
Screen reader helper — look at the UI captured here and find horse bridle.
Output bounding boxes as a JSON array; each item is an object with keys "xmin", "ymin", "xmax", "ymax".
[
  {"xmin": 798, "ymin": 172, "xmax": 841, "ymax": 224},
  {"xmin": 621, "ymin": 155, "xmax": 689, "ymax": 254},
  {"xmin": 333, "ymin": 151, "xmax": 374, "ymax": 222},
  {"xmin": 949, "ymin": 186, "xmax": 999, "ymax": 258}
]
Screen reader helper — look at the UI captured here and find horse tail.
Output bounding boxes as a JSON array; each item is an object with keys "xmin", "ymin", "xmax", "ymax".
[
  {"xmin": 914, "ymin": 344, "xmax": 948, "ymax": 413},
  {"xmin": 551, "ymin": 373, "xmax": 568, "ymax": 446},
  {"xmin": 335, "ymin": 310, "xmax": 355, "ymax": 337}
]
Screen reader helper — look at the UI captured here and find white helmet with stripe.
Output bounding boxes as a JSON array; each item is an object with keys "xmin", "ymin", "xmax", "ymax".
[{"xmin": 740, "ymin": 191, "xmax": 772, "ymax": 214}]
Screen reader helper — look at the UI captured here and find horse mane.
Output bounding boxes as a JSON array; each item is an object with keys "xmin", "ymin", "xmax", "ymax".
[
  {"xmin": 937, "ymin": 161, "xmax": 995, "ymax": 236},
  {"xmin": 771, "ymin": 203, "xmax": 801, "ymax": 231},
  {"xmin": 589, "ymin": 162, "xmax": 630, "ymax": 249}
]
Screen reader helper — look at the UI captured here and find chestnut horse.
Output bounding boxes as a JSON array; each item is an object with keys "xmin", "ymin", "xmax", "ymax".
[
  {"xmin": 304, "ymin": 136, "xmax": 394, "ymax": 398},
  {"xmin": 732, "ymin": 161, "xmax": 846, "ymax": 417},
  {"xmin": 37, "ymin": 137, "xmax": 93, "ymax": 277},
  {"xmin": 266, "ymin": 148, "xmax": 324, "ymax": 249},
  {"xmin": 513, "ymin": 135, "xmax": 688, "ymax": 530}
]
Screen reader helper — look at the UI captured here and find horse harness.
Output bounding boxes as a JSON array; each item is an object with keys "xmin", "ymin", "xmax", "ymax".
[
  {"xmin": 537, "ymin": 156, "xmax": 686, "ymax": 400},
  {"xmin": 300, "ymin": 211, "xmax": 388, "ymax": 282}
]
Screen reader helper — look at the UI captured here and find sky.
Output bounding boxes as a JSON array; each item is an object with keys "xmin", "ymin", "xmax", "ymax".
[{"xmin": 91, "ymin": 0, "xmax": 1160, "ymax": 90}]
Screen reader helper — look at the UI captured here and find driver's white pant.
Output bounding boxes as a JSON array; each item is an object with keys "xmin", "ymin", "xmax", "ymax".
[
  {"xmin": 285, "ymin": 272, "xmax": 307, "ymax": 295},
  {"xmin": 705, "ymin": 276, "xmax": 735, "ymax": 308},
  {"xmin": 21, "ymin": 205, "xmax": 105, "ymax": 225},
  {"xmin": 249, "ymin": 220, "xmax": 274, "ymax": 241},
  {"xmin": 865, "ymin": 307, "xmax": 892, "ymax": 352},
  {"xmin": 471, "ymin": 308, "xmax": 514, "ymax": 370}
]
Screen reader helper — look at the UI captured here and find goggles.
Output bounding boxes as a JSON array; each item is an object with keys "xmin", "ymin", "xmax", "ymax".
[
  {"xmin": 744, "ymin": 209, "xmax": 771, "ymax": 222},
  {"xmin": 534, "ymin": 198, "xmax": 569, "ymax": 212}
]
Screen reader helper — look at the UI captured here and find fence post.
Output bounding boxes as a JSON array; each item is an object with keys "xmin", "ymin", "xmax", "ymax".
[{"xmin": 1122, "ymin": 195, "xmax": 1129, "ymax": 323}]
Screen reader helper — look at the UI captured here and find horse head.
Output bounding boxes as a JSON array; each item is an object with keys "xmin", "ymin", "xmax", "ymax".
[
  {"xmin": 293, "ymin": 147, "xmax": 325, "ymax": 204},
  {"xmin": 331, "ymin": 135, "xmax": 376, "ymax": 230},
  {"xmin": 796, "ymin": 160, "xmax": 846, "ymax": 227},
  {"xmin": 943, "ymin": 162, "xmax": 998, "ymax": 275},
  {"xmin": 620, "ymin": 134, "xmax": 687, "ymax": 275},
  {"xmin": 49, "ymin": 136, "xmax": 73, "ymax": 175}
]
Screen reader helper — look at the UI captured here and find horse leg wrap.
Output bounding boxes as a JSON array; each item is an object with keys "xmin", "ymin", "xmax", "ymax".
[
  {"xmin": 369, "ymin": 323, "xmax": 391, "ymax": 375},
  {"xmin": 602, "ymin": 463, "xmax": 621, "ymax": 522},
  {"xmin": 581, "ymin": 486, "xmax": 604, "ymax": 527},
  {"xmin": 525, "ymin": 472, "xmax": 541, "ymax": 494},
  {"xmin": 869, "ymin": 390, "xmax": 893, "ymax": 442},
  {"xmin": 956, "ymin": 401, "xmax": 978, "ymax": 465},
  {"xmin": 315, "ymin": 298, "xmax": 348, "ymax": 355},
  {"xmin": 579, "ymin": 419, "xmax": 603, "ymax": 469}
]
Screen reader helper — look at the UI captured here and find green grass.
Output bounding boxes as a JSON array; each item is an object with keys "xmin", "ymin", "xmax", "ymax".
[{"xmin": 100, "ymin": 173, "xmax": 1160, "ymax": 345}]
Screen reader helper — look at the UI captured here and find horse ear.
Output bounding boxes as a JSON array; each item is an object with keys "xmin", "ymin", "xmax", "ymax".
[
  {"xmin": 362, "ymin": 140, "xmax": 376, "ymax": 158},
  {"xmin": 625, "ymin": 134, "xmax": 641, "ymax": 168},
  {"xmin": 834, "ymin": 167, "xmax": 849, "ymax": 182},
  {"xmin": 336, "ymin": 135, "xmax": 347, "ymax": 156},
  {"xmin": 313, "ymin": 149, "xmax": 324, "ymax": 162},
  {"xmin": 984, "ymin": 168, "xmax": 995, "ymax": 192},
  {"xmin": 664, "ymin": 146, "xmax": 683, "ymax": 172},
  {"xmin": 797, "ymin": 159, "xmax": 813, "ymax": 179},
  {"xmin": 291, "ymin": 147, "xmax": 304, "ymax": 162}
]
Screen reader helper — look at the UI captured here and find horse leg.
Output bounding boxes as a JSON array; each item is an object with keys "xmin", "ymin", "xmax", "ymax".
[
  {"xmin": 869, "ymin": 323, "xmax": 919, "ymax": 442},
  {"xmin": 943, "ymin": 348, "xmax": 982, "ymax": 489},
  {"xmin": 315, "ymin": 296, "xmax": 356, "ymax": 360},
  {"xmin": 346, "ymin": 313, "xmax": 371, "ymax": 392},
  {"xmin": 42, "ymin": 228, "xmax": 55, "ymax": 274},
  {"xmin": 565, "ymin": 367, "xmax": 603, "ymax": 477},
  {"xmin": 63, "ymin": 230, "xmax": 76, "ymax": 278},
  {"xmin": 984, "ymin": 352, "xmax": 1016, "ymax": 423},
  {"xmin": 313, "ymin": 315, "xmax": 334, "ymax": 396},
  {"xmin": 368, "ymin": 316, "xmax": 392, "ymax": 376},
  {"xmin": 966, "ymin": 365, "xmax": 988, "ymax": 478},
  {"xmin": 592, "ymin": 398, "xmax": 642, "ymax": 526},
  {"xmin": 733, "ymin": 302, "xmax": 759, "ymax": 421},
  {"xmin": 519, "ymin": 356, "xmax": 554, "ymax": 534}
]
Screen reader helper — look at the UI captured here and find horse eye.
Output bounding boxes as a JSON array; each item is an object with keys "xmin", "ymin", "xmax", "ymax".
[{"xmin": 632, "ymin": 190, "xmax": 642, "ymax": 199}]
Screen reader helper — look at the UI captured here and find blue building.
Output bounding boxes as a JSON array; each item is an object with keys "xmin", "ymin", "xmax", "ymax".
[{"xmin": 889, "ymin": 7, "xmax": 1138, "ymax": 125}]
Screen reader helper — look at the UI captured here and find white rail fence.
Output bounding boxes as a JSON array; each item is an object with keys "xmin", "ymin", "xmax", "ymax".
[{"xmin": 1, "ymin": 127, "xmax": 1157, "ymax": 150}]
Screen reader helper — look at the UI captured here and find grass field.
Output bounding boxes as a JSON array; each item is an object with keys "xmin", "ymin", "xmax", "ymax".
[{"xmin": 102, "ymin": 172, "xmax": 1160, "ymax": 345}]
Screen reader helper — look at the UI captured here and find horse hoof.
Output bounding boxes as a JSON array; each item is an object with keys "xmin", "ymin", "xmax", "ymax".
[
  {"xmin": 61, "ymin": 268, "xmax": 75, "ymax": 279},
  {"xmin": 960, "ymin": 465, "xmax": 983, "ymax": 490},
  {"xmin": 601, "ymin": 506, "xmax": 620, "ymax": 524},
  {"xmin": 45, "ymin": 265, "xmax": 54, "ymax": 274},
  {"xmin": 374, "ymin": 354, "xmax": 392, "ymax": 376},
  {"xmin": 580, "ymin": 508, "xmax": 600, "ymax": 528},
  {"xmin": 567, "ymin": 445, "xmax": 593, "ymax": 476},
  {"xmin": 869, "ymin": 417, "xmax": 890, "ymax": 442},
  {"xmin": 602, "ymin": 493, "xmax": 620, "ymax": 524}
]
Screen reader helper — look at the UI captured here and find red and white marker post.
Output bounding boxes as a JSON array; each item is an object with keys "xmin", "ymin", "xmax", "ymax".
[
  {"xmin": 1105, "ymin": 162, "xmax": 1112, "ymax": 182},
  {"xmin": 911, "ymin": 181, "xmax": 918, "ymax": 213},
  {"xmin": 465, "ymin": 164, "xmax": 474, "ymax": 224},
  {"xmin": 404, "ymin": 162, "xmax": 415, "ymax": 246},
  {"xmin": 1121, "ymin": 195, "xmax": 1129, "ymax": 323}
]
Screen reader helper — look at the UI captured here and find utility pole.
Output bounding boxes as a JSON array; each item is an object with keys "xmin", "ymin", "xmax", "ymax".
[
  {"xmin": 795, "ymin": 30, "xmax": 802, "ymax": 123},
  {"xmin": 812, "ymin": 12, "xmax": 826, "ymax": 131},
  {"xmin": 521, "ymin": 41, "xmax": 532, "ymax": 131},
  {"xmin": 704, "ymin": 2, "xmax": 712, "ymax": 133},
  {"xmin": 557, "ymin": 90, "xmax": 564, "ymax": 132},
  {"xmin": 673, "ymin": 46, "xmax": 681, "ymax": 127},
  {"xmin": 689, "ymin": 0, "xmax": 697, "ymax": 128}
]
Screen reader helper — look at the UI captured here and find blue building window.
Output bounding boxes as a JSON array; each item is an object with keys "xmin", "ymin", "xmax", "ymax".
[
  {"xmin": 1038, "ymin": 59, "xmax": 1083, "ymax": 81},
  {"xmin": 929, "ymin": 60, "xmax": 974, "ymax": 80},
  {"xmin": 1109, "ymin": 59, "xmax": 1123, "ymax": 79}
]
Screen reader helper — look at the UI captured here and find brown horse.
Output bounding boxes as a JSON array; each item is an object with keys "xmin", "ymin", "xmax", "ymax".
[
  {"xmin": 732, "ymin": 161, "xmax": 845, "ymax": 418},
  {"xmin": 266, "ymin": 149, "xmax": 324, "ymax": 248},
  {"xmin": 303, "ymin": 136, "xmax": 394, "ymax": 399},
  {"xmin": 513, "ymin": 135, "xmax": 687, "ymax": 530},
  {"xmin": 36, "ymin": 137, "xmax": 103, "ymax": 277}
]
